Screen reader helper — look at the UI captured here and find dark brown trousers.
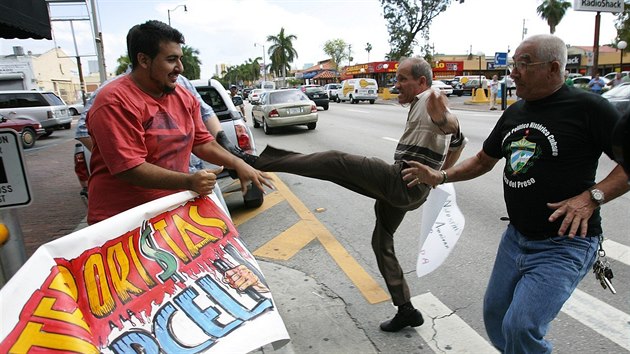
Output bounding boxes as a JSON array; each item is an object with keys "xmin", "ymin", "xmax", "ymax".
[{"xmin": 254, "ymin": 145, "xmax": 431, "ymax": 305}]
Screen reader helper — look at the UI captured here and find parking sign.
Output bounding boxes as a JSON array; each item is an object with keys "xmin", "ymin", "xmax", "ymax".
[
  {"xmin": 0, "ymin": 129, "xmax": 32, "ymax": 209},
  {"xmin": 494, "ymin": 52, "xmax": 508, "ymax": 67}
]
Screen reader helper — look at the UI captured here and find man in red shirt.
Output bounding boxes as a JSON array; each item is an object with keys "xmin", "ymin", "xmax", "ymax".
[{"xmin": 87, "ymin": 20, "xmax": 271, "ymax": 224}]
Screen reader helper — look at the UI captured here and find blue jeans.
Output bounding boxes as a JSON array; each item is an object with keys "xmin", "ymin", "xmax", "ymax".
[{"xmin": 483, "ymin": 224, "xmax": 598, "ymax": 354}]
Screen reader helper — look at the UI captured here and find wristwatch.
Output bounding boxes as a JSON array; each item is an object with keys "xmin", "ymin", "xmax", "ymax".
[{"xmin": 590, "ymin": 188, "xmax": 605, "ymax": 205}]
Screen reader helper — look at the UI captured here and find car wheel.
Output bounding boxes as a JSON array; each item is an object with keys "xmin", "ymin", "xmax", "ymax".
[
  {"xmin": 336, "ymin": 97, "xmax": 341, "ymax": 103},
  {"xmin": 457, "ymin": 92, "xmax": 463, "ymax": 97},
  {"xmin": 21, "ymin": 127, "xmax": 37, "ymax": 149},
  {"xmin": 307, "ymin": 122, "xmax": 316, "ymax": 130},
  {"xmin": 69, "ymin": 108, "xmax": 78, "ymax": 116},
  {"xmin": 369, "ymin": 100, "xmax": 375, "ymax": 104},
  {"xmin": 252, "ymin": 114, "xmax": 260, "ymax": 128},
  {"xmin": 42, "ymin": 129, "xmax": 53, "ymax": 138},
  {"xmin": 323, "ymin": 104, "xmax": 329, "ymax": 110},
  {"xmin": 63, "ymin": 123, "xmax": 71, "ymax": 129},
  {"xmin": 263, "ymin": 118, "xmax": 273, "ymax": 135}
]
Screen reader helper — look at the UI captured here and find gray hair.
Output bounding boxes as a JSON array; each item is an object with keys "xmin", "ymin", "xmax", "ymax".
[
  {"xmin": 400, "ymin": 56, "xmax": 432, "ymax": 86},
  {"xmin": 525, "ymin": 34, "xmax": 567, "ymax": 79}
]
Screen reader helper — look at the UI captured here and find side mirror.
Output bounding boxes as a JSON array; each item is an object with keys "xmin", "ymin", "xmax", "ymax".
[
  {"xmin": 0, "ymin": 116, "xmax": 6, "ymax": 123},
  {"xmin": 232, "ymin": 96, "xmax": 243, "ymax": 106}
]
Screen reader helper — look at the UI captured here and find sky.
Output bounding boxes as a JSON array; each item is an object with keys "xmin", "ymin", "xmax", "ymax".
[{"xmin": 0, "ymin": 0, "xmax": 620, "ymax": 79}]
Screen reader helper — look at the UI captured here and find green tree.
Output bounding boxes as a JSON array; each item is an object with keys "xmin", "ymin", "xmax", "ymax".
[
  {"xmin": 380, "ymin": 0, "xmax": 451, "ymax": 61},
  {"xmin": 181, "ymin": 45, "xmax": 202, "ymax": 80},
  {"xmin": 536, "ymin": 0, "xmax": 572, "ymax": 34},
  {"xmin": 323, "ymin": 39, "xmax": 348, "ymax": 71},
  {"xmin": 267, "ymin": 27, "xmax": 298, "ymax": 78},
  {"xmin": 615, "ymin": 3, "xmax": 630, "ymax": 44},
  {"xmin": 115, "ymin": 55, "xmax": 131, "ymax": 75},
  {"xmin": 365, "ymin": 42, "xmax": 373, "ymax": 62}
]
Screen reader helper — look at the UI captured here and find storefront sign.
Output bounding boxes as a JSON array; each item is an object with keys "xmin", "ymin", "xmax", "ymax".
[
  {"xmin": 567, "ymin": 54, "xmax": 582, "ymax": 67},
  {"xmin": 573, "ymin": 0, "xmax": 623, "ymax": 13}
]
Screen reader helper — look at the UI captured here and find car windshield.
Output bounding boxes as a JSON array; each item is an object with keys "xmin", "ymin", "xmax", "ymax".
[{"xmin": 269, "ymin": 90, "xmax": 309, "ymax": 104}]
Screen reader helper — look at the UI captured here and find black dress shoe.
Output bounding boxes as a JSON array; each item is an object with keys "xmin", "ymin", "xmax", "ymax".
[{"xmin": 379, "ymin": 309, "xmax": 424, "ymax": 332}]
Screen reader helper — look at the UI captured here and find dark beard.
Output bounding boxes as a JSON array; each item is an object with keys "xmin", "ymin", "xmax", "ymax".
[{"xmin": 163, "ymin": 84, "xmax": 176, "ymax": 95}]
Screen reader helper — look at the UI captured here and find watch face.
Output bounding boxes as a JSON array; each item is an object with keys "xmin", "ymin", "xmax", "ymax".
[{"xmin": 591, "ymin": 189, "xmax": 604, "ymax": 203}]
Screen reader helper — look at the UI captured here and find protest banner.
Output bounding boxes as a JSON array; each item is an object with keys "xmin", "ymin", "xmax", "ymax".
[
  {"xmin": 0, "ymin": 191, "xmax": 289, "ymax": 353},
  {"xmin": 417, "ymin": 183, "xmax": 465, "ymax": 278}
]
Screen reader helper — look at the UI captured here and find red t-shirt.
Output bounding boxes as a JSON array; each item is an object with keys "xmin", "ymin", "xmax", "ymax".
[{"xmin": 87, "ymin": 75, "xmax": 213, "ymax": 224}]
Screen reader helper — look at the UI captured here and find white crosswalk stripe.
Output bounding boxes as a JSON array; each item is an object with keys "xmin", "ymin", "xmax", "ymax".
[
  {"xmin": 562, "ymin": 289, "xmax": 630, "ymax": 350},
  {"xmin": 411, "ymin": 293, "xmax": 499, "ymax": 353},
  {"xmin": 411, "ymin": 278, "xmax": 630, "ymax": 353},
  {"xmin": 603, "ymin": 239, "xmax": 630, "ymax": 266}
]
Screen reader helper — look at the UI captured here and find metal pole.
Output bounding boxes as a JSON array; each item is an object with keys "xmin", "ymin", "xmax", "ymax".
[
  {"xmin": 591, "ymin": 11, "xmax": 601, "ymax": 76},
  {"xmin": 0, "ymin": 209, "xmax": 27, "ymax": 287},
  {"xmin": 69, "ymin": 21, "xmax": 87, "ymax": 105},
  {"xmin": 168, "ymin": 10, "xmax": 171, "ymax": 26},
  {"xmin": 89, "ymin": 0, "xmax": 107, "ymax": 83}
]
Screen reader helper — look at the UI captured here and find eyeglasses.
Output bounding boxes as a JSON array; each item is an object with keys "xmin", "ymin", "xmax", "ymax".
[{"xmin": 508, "ymin": 61, "xmax": 551, "ymax": 72}]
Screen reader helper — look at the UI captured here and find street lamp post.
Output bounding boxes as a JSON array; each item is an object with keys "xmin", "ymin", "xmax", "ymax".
[
  {"xmin": 254, "ymin": 42, "xmax": 266, "ymax": 83},
  {"xmin": 619, "ymin": 41, "xmax": 627, "ymax": 72},
  {"xmin": 167, "ymin": 5, "xmax": 187, "ymax": 26}
]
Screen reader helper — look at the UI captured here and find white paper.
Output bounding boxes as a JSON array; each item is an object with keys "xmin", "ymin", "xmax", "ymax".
[{"xmin": 417, "ymin": 183, "xmax": 466, "ymax": 278}]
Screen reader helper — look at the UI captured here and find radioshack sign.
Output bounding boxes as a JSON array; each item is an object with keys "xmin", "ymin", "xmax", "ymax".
[
  {"xmin": 0, "ymin": 129, "xmax": 32, "ymax": 209},
  {"xmin": 574, "ymin": 0, "xmax": 623, "ymax": 13},
  {"xmin": 567, "ymin": 54, "xmax": 582, "ymax": 67}
]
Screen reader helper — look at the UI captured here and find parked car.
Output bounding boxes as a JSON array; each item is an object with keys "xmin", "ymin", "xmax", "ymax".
[
  {"xmin": 431, "ymin": 80, "xmax": 453, "ymax": 96},
  {"xmin": 300, "ymin": 85, "xmax": 329, "ymax": 110},
  {"xmin": 251, "ymin": 89, "xmax": 318, "ymax": 134},
  {"xmin": 242, "ymin": 88, "xmax": 252, "ymax": 100},
  {"xmin": 572, "ymin": 76, "xmax": 611, "ymax": 93},
  {"xmin": 460, "ymin": 77, "xmax": 488, "ymax": 96},
  {"xmin": 0, "ymin": 115, "xmax": 46, "ymax": 149},
  {"xmin": 604, "ymin": 71, "xmax": 629, "ymax": 81},
  {"xmin": 323, "ymin": 83, "xmax": 342, "ymax": 101},
  {"xmin": 249, "ymin": 88, "xmax": 265, "ymax": 103},
  {"xmin": 337, "ymin": 78, "xmax": 378, "ymax": 104},
  {"xmin": 192, "ymin": 78, "xmax": 264, "ymax": 208},
  {"xmin": 602, "ymin": 82, "xmax": 630, "ymax": 115},
  {"xmin": 68, "ymin": 102, "xmax": 85, "ymax": 116},
  {"xmin": 0, "ymin": 90, "xmax": 72, "ymax": 136}
]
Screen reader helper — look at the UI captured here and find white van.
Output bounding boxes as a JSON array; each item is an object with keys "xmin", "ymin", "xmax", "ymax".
[{"xmin": 336, "ymin": 78, "xmax": 378, "ymax": 104}]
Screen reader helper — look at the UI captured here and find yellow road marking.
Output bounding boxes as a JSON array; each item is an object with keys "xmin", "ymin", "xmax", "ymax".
[
  {"xmin": 245, "ymin": 173, "xmax": 390, "ymax": 304},
  {"xmin": 232, "ymin": 190, "xmax": 284, "ymax": 226},
  {"xmin": 253, "ymin": 220, "xmax": 316, "ymax": 260}
]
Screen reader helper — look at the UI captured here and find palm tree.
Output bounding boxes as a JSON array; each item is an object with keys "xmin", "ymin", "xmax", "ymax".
[
  {"xmin": 536, "ymin": 0, "xmax": 571, "ymax": 34},
  {"xmin": 266, "ymin": 27, "xmax": 298, "ymax": 79},
  {"xmin": 181, "ymin": 45, "xmax": 202, "ymax": 80},
  {"xmin": 115, "ymin": 55, "xmax": 131, "ymax": 75},
  {"xmin": 365, "ymin": 42, "xmax": 373, "ymax": 63}
]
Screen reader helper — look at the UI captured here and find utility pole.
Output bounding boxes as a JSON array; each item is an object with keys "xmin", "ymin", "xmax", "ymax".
[
  {"xmin": 89, "ymin": 0, "xmax": 107, "ymax": 83},
  {"xmin": 348, "ymin": 44, "xmax": 352, "ymax": 66},
  {"xmin": 522, "ymin": 19, "xmax": 527, "ymax": 40}
]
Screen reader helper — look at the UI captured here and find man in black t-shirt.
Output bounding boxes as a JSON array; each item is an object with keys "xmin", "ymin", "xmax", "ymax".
[{"xmin": 403, "ymin": 34, "xmax": 629, "ymax": 353}]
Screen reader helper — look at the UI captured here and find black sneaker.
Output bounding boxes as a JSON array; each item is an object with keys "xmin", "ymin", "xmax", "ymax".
[{"xmin": 379, "ymin": 309, "xmax": 424, "ymax": 332}]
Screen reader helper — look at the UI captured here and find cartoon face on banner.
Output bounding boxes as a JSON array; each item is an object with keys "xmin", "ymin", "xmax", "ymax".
[{"xmin": 0, "ymin": 195, "xmax": 288, "ymax": 353}]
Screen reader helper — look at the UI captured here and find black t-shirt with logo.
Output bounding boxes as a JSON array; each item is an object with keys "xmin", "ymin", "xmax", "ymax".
[{"xmin": 483, "ymin": 85, "xmax": 620, "ymax": 239}]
